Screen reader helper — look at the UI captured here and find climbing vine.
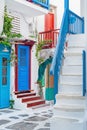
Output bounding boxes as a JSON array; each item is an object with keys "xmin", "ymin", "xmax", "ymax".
[{"xmin": 0, "ymin": 6, "xmax": 22, "ymax": 65}]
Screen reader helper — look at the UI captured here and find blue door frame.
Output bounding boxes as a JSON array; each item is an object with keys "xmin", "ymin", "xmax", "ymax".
[
  {"xmin": 0, "ymin": 52, "xmax": 10, "ymax": 108},
  {"xmin": 18, "ymin": 45, "xmax": 30, "ymax": 91}
]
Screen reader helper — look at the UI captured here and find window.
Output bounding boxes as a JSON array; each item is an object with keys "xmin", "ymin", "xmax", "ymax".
[{"xmin": 2, "ymin": 58, "xmax": 8, "ymax": 85}]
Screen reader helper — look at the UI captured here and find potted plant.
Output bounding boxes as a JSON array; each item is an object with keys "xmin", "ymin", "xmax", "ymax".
[{"xmin": 9, "ymin": 99, "xmax": 15, "ymax": 109}]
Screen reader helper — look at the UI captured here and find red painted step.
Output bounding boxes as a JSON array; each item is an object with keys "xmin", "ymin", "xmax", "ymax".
[
  {"xmin": 17, "ymin": 92, "xmax": 36, "ymax": 98},
  {"xmin": 15, "ymin": 91, "xmax": 46, "ymax": 108},
  {"xmin": 22, "ymin": 95, "xmax": 41, "ymax": 103},
  {"xmin": 27, "ymin": 100, "xmax": 45, "ymax": 107},
  {"xmin": 14, "ymin": 90, "xmax": 34, "ymax": 95}
]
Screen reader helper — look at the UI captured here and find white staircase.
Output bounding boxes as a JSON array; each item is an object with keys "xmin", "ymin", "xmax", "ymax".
[{"xmin": 51, "ymin": 34, "xmax": 87, "ymax": 130}]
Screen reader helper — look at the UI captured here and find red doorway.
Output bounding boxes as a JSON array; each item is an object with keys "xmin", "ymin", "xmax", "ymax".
[{"xmin": 45, "ymin": 13, "xmax": 54, "ymax": 31}]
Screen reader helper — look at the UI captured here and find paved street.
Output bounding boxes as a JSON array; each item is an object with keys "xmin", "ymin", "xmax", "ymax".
[{"xmin": 0, "ymin": 105, "xmax": 53, "ymax": 130}]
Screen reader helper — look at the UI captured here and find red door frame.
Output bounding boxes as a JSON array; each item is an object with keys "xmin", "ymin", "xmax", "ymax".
[{"xmin": 15, "ymin": 44, "xmax": 32, "ymax": 92}]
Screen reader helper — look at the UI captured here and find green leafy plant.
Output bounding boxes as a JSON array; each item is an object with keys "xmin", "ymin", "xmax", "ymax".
[
  {"xmin": 0, "ymin": 6, "xmax": 22, "ymax": 64},
  {"xmin": 1, "ymin": 6, "xmax": 22, "ymax": 40},
  {"xmin": 9, "ymin": 99, "xmax": 15, "ymax": 109},
  {"xmin": 35, "ymin": 39, "xmax": 52, "ymax": 64}
]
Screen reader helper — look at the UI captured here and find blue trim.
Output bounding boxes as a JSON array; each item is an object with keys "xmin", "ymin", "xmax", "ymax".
[
  {"xmin": 83, "ymin": 50, "xmax": 86, "ymax": 96},
  {"xmin": 0, "ymin": 53, "xmax": 10, "ymax": 108},
  {"xmin": 64, "ymin": 0, "xmax": 69, "ymax": 10},
  {"xmin": 32, "ymin": 0, "xmax": 49, "ymax": 9},
  {"xmin": 82, "ymin": 17, "xmax": 84, "ymax": 33}
]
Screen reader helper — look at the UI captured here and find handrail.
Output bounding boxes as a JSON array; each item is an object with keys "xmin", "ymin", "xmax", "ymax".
[
  {"xmin": 83, "ymin": 50, "xmax": 86, "ymax": 96},
  {"xmin": 50, "ymin": 9, "xmax": 69, "ymax": 98},
  {"xmin": 69, "ymin": 10, "xmax": 84, "ymax": 34}
]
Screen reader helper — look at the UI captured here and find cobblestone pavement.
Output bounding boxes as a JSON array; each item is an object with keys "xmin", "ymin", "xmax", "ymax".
[{"xmin": 0, "ymin": 106, "xmax": 53, "ymax": 130}]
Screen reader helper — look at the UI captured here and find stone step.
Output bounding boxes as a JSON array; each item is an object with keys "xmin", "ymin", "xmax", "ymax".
[
  {"xmin": 68, "ymin": 34, "xmax": 86, "ymax": 47},
  {"xmin": 54, "ymin": 104, "xmax": 85, "ymax": 118},
  {"xmin": 60, "ymin": 75, "xmax": 82, "ymax": 85},
  {"xmin": 64, "ymin": 47, "xmax": 84, "ymax": 54},
  {"xmin": 58, "ymin": 84, "xmax": 82, "ymax": 94},
  {"xmin": 64, "ymin": 51, "xmax": 82, "ymax": 56},
  {"xmin": 62, "ymin": 66, "xmax": 82, "ymax": 76},
  {"xmin": 56, "ymin": 93, "xmax": 85, "ymax": 106},
  {"xmin": 63, "ymin": 55, "xmax": 82, "ymax": 66}
]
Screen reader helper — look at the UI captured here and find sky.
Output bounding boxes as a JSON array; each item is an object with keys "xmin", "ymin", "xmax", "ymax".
[{"xmin": 69, "ymin": 0, "xmax": 80, "ymax": 15}]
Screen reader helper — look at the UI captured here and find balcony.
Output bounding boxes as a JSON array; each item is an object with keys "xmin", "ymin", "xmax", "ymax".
[
  {"xmin": 39, "ymin": 29, "xmax": 60, "ymax": 49},
  {"xmin": 27, "ymin": 0, "xmax": 49, "ymax": 9},
  {"xmin": 5, "ymin": 0, "xmax": 48, "ymax": 17}
]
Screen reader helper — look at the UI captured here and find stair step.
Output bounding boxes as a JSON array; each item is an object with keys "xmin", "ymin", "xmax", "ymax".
[
  {"xmin": 57, "ymin": 93, "xmax": 83, "ymax": 97},
  {"xmin": 53, "ymin": 104, "xmax": 85, "ymax": 118},
  {"xmin": 54, "ymin": 104, "xmax": 85, "ymax": 112},
  {"xmin": 17, "ymin": 92, "xmax": 36, "ymax": 98},
  {"xmin": 68, "ymin": 34, "xmax": 86, "ymax": 46},
  {"xmin": 64, "ymin": 51, "xmax": 82, "ymax": 56},
  {"xmin": 27, "ymin": 99, "xmax": 45, "ymax": 107},
  {"xmin": 14, "ymin": 90, "xmax": 34, "ymax": 94},
  {"xmin": 32, "ymin": 103, "xmax": 50, "ymax": 109},
  {"xmin": 60, "ymin": 75, "xmax": 82, "ymax": 85},
  {"xmin": 59, "ymin": 82, "xmax": 82, "ymax": 86},
  {"xmin": 59, "ymin": 84, "xmax": 82, "ymax": 94},
  {"xmin": 56, "ymin": 93, "xmax": 85, "ymax": 106},
  {"xmin": 64, "ymin": 55, "xmax": 82, "ymax": 66},
  {"xmin": 62, "ymin": 66, "xmax": 82, "ymax": 76},
  {"xmin": 64, "ymin": 47, "xmax": 84, "ymax": 54},
  {"xmin": 22, "ymin": 95, "xmax": 41, "ymax": 103}
]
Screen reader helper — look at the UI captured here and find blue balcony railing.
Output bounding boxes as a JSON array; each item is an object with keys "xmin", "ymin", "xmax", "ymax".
[
  {"xmin": 69, "ymin": 10, "xmax": 84, "ymax": 34},
  {"xmin": 27, "ymin": 0, "xmax": 49, "ymax": 9}
]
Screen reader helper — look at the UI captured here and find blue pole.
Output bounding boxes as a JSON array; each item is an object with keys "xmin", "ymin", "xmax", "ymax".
[{"xmin": 64, "ymin": 0, "xmax": 69, "ymax": 10}]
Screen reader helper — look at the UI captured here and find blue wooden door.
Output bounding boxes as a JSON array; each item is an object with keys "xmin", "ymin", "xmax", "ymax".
[
  {"xmin": 0, "ymin": 54, "xmax": 10, "ymax": 108},
  {"xmin": 18, "ymin": 45, "xmax": 30, "ymax": 91}
]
